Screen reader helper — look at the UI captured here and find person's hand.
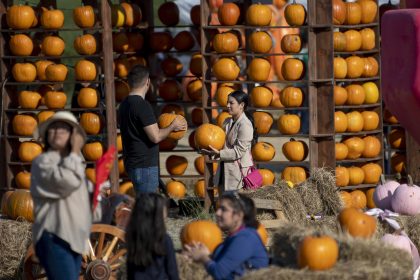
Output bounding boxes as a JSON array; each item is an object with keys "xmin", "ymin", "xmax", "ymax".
[
  {"xmin": 183, "ymin": 242, "xmax": 211, "ymax": 263},
  {"xmin": 208, "ymin": 145, "xmax": 220, "ymax": 155},
  {"xmin": 71, "ymin": 130, "xmax": 84, "ymax": 154},
  {"xmin": 170, "ymin": 116, "xmax": 187, "ymax": 132}
]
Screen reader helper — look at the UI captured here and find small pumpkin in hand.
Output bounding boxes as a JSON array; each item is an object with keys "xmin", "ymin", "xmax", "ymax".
[{"xmin": 158, "ymin": 113, "xmax": 187, "ymax": 140}]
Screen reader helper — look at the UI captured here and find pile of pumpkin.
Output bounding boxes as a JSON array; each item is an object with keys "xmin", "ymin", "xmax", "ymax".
[{"xmin": 382, "ymin": 109, "xmax": 407, "ymax": 174}]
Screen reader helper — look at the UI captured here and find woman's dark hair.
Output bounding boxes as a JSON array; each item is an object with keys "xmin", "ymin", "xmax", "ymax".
[
  {"xmin": 229, "ymin": 90, "xmax": 258, "ymax": 146},
  {"xmin": 126, "ymin": 193, "xmax": 168, "ymax": 267},
  {"xmin": 221, "ymin": 192, "xmax": 259, "ymax": 229}
]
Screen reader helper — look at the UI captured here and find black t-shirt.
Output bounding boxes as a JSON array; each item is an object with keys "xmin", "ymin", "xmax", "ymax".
[{"xmin": 118, "ymin": 95, "xmax": 158, "ymax": 169}]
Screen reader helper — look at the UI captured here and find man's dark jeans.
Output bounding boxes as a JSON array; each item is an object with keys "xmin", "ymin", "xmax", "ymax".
[{"xmin": 127, "ymin": 166, "xmax": 159, "ymax": 195}]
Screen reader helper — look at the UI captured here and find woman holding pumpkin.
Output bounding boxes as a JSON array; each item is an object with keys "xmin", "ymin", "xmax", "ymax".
[
  {"xmin": 184, "ymin": 192, "xmax": 269, "ymax": 280},
  {"xmin": 30, "ymin": 111, "xmax": 102, "ymax": 280},
  {"xmin": 202, "ymin": 90, "xmax": 258, "ymax": 191}
]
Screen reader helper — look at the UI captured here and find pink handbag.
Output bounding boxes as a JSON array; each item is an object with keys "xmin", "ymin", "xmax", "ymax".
[{"xmin": 237, "ymin": 159, "xmax": 263, "ymax": 190}]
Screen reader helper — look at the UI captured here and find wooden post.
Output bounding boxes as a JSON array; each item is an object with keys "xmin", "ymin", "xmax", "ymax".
[{"xmin": 101, "ymin": 0, "xmax": 119, "ymax": 192}]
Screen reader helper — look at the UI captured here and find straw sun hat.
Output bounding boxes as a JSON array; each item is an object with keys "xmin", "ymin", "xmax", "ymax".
[{"xmin": 34, "ymin": 111, "xmax": 87, "ymax": 144}]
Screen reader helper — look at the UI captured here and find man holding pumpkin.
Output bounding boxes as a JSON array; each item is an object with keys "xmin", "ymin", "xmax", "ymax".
[{"xmin": 119, "ymin": 65, "xmax": 187, "ymax": 195}]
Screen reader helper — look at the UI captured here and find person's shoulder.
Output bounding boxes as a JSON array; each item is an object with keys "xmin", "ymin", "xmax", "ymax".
[
  {"xmin": 237, "ymin": 227, "xmax": 260, "ymax": 241},
  {"xmin": 32, "ymin": 150, "xmax": 58, "ymax": 164}
]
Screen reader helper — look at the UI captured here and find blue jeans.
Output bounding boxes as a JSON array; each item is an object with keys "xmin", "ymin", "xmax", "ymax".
[
  {"xmin": 35, "ymin": 231, "xmax": 82, "ymax": 280},
  {"xmin": 127, "ymin": 166, "xmax": 159, "ymax": 194}
]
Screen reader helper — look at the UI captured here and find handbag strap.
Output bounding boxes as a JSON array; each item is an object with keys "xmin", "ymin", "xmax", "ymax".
[{"xmin": 236, "ymin": 151, "xmax": 256, "ymax": 177}]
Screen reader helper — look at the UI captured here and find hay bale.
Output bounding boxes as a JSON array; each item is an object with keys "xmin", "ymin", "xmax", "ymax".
[
  {"xmin": 307, "ymin": 216, "xmax": 341, "ymax": 233},
  {"xmin": 295, "ymin": 180, "xmax": 323, "ymax": 215},
  {"xmin": 269, "ymin": 221, "xmax": 413, "ymax": 280},
  {"xmin": 0, "ymin": 218, "xmax": 32, "ymax": 280},
  {"xmin": 397, "ymin": 215, "xmax": 420, "ymax": 252},
  {"xmin": 243, "ymin": 184, "xmax": 307, "ymax": 224},
  {"xmin": 256, "ymin": 210, "xmax": 276, "ymax": 221},
  {"xmin": 176, "ymin": 253, "xmax": 210, "ymax": 280},
  {"xmin": 241, "ymin": 260, "xmax": 409, "ymax": 280},
  {"xmin": 310, "ymin": 168, "xmax": 343, "ymax": 216}
]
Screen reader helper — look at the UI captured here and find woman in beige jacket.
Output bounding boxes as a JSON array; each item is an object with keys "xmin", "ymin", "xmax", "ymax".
[{"xmin": 203, "ymin": 90, "xmax": 257, "ymax": 192}]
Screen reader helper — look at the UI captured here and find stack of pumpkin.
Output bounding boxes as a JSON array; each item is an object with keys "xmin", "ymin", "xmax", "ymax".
[
  {"xmin": 2, "ymin": 4, "xmax": 107, "ymax": 219},
  {"xmin": 383, "ymin": 110, "xmax": 407, "ymax": 174},
  {"xmin": 332, "ymin": 0, "xmax": 383, "ymax": 196}
]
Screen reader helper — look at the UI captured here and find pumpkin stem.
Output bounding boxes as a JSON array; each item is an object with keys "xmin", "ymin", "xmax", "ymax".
[
  {"xmin": 395, "ymin": 173, "xmax": 402, "ymax": 182},
  {"xmin": 407, "ymin": 174, "xmax": 413, "ymax": 186},
  {"xmin": 380, "ymin": 174, "xmax": 386, "ymax": 185}
]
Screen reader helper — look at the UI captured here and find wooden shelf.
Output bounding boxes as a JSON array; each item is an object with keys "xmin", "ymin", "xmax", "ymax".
[
  {"xmin": 5, "ymin": 108, "xmax": 103, "ymax": 113},
  {"xmin": 203, "ymin": 25, "xmax": 311, "ymax": 30},
  {"xmin": 259, "ymin": 133, "xmax": 310, "ymax": 138},
  {"xmin": 335, "ymin": 103, "xmax": 382, "ymax": 109},
  {"xmin": 335, "ymin": 129, "xmax": 382, "ymax": 136},
  {"xmin": 334, "ymin": 49, "xmax": 380, "ymax": 55},
  {"xmin": 333, "ymin": 23, "xmax": 379, "ymax": 29},
  {"xmin": 203, "ymin": 79, "xmax": 308, "ymax": 84},
  {"xmin": 160, "ymin": 175, "xmax": 204, "ymax": 178},
  {"xmin": 336, "ymin": 156, "xmax": 382, "ymax": 164},
  {"xmin": 335, "ymin": 77, "xmax": 380, "ymax": 82},
  {"xmin": 202, "ymin": 52, "xmax": 309, "ymax": 57},
  {"xmin": 339, "ymin": 184, "xmax": 377, "ymax": 190},
  {"xmin": 0, "ymin": 27, "xmax": 104, "ymax": 32},
  {"xmin": 204, "ymin": 106, "xmax": 309, "ymax": 111},
  {"xmin": 5, "ymin": 80, "xmax": 104, "ymax": 85},
  {"xmin": 2, "ymin": 54, "xmax": 103, "ymax": 59}
]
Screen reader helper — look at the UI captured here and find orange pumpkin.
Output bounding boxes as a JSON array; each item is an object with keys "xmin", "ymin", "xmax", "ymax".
[
  {"xmin": 75, "ymin": 60, "xmax": 96, "ymax": 81},
  {"xmin": 365, "ymin": 188, "xmax": 376, "ymax": 209},
  {"xmin": 80, "ymin": 112, "xmax": 102, "ymax": 135},
  {"xmin": 15, "ymin": 171, "xmax": 31, "ymax": 189},
  {"xmin": 345, "ymin": 84, "xmax": 365, "ymax": 105},
  {"xmin": 218, "ymin": 3, "xmax": 240, "ymax": 26},
  {"xmin": 12, "ymin": 114, "xmax": 37, "ymax": 136},
  {"xmin": 190, "ymin": 53, "xmax": 203, "ymax": 77},
  {"xmin": 115, "ymin": 80, "xmax": 130, "ymax": 102},
  {"xmin": 362, "ymin": 136, "xmax": 381, "ymax": 158},
  {"xmin": 7, "ymin": 190, "xmax": 34, "ymax": 222},
  {"xmin": 73, "ymin": 5, "xmax": 95, "ymax": 28},
  {"xmin": 391, "ymin": 153, "xmax": 406, "ymax": 173},
  {"xmin": 248, "ymin": 31, "xmax": 272, "ymax": 53},
  {"xmin": 159, "ymin": 80, "xmax": 182, "ymax": 101},
  {"xmin": 194, "ymin": 156, "xmax": 218, "ymax": 175},
  {"xmin": 297, "ymin": 235, "xmax": 339, "ymax": 271},
  {"xmin": 37, "ymin": 111, "xmax": 54, "ymax": 124},
  {"xmin": 346, "ymin": 111, "xmax": 364, "ymax": 132},
  {"xmin": 12, "ymin": 63, "xmax": 37, "ymax": 82},
  {"xmin": 343, "ymin": 137, "xmax": 365, "ymax": 159},
  {"xmin": 166, "ymin": 180, "xmax": 186, "ymax": 199},
  {"xmin": 352, "ymin": 190, "xmax": 367, "ymax": 209},
  {"xmin": 333, "ymin": 31, "xmax": 346, "ymax": 51},
  {"xmin": 339, "ymin": 207, "xmax": 376, "ymax": 238},
  {"xmin": 150, "ymin": 32, "xmax": 173, "ymax": 52},
  {"xmin": 45, "ymin": 64, "xmax": 68, "ymax": 82},
  {"xmin": 74, "ymin": 34, "xmax": 97, "ymax": 55},
  {"xmin": 44, "ymin": 91, "xmax": 67, "ymax": 109},
  {"xmin": 278, "ymin": 114, "xmax": 301, "ymax": 135},
  {"xmin": 9, "ymin": 34, "xmax": 33, "ymax": 56},
  {"xmin": 86, "ymin": 168, "xmax": 96, "ymax": 184},
  {"xmin": 111, "ymin": 4, "xmax": 125, "ymax": 27},
  {"xmin": 344, "ymin": 30, "xmax": 362, "ymax": 52},
  {"xmin": 174, "ymin": 31, "xmax": 195, "ymax": 51},
  {"xmin": 282, "ymin": 139, "xmax": 308, "ymax": 162},
  {"xmin": 362, "ymin": 57, "xmax": 379, "ymax": 77},
  {"xmin": 360, "ymin": 28, "xmax": 375, "ymax": 51},
  {"xmin": 186, "ymin": 79, "xmax": 203, "ymax": 102},
  {"xmin": 159, "ymin": 138, "xmax": 178, "ymax": 151},
  {"xmin": 158, "ymin": 113, "xmax": 187, "ymax": 140},
  {"xmin": 35, "ymin": 60, "xmax": 54, "ymax": 81},
  {"xmin": 194, "ymin": 179, "xmax": 206, "ymax": 198},
  {"xmin": 212, "ymin": 32, "xmax": 239, "ymax": 53},
  {"xmin": 18, "ymin": 91, "xmax": 41, "ymax": 109},
  {"xmin": 215, "ymin": 85, "xmax": 235, "ymax": 106},
  {"xmin": 281, "ymin": 34, "xmax": 302, "ymax": 53},
  {"xmin": 166, "ymin": 155, "xmax": 188, "ymax": 175},
  {"xmin": 41, "ymin": 36, "xmax": 65, "ymax": 56},
  {"xmin": 334, "ymin": 111, "xmax": 348, "ymax": 133},
  {"xmin": 334, "ymin": 86, "xmax": 348, "ymax": 106},
  {"xmin": 384, "ymin": 109, "xmax": 398, "ymax": 124},
  {"xmin": 1, "ymin": 191, "xmax": 13, "ymax": 215},
  {"xmin": 282, "ymin": 166, "xmax": 307, "ymax": 184},
  {"xmin": 256, "ymin": 224, "xmax": 269, "ymax": 246},
  {"xmin": 280, "ymin": 87, "xmax": 303, "ymax": 107},
  {"xmin": 77, "ymin": 87, "xmax": 98, "ymax": 108},
  {"xmin": 181, "ymin": 220, "xmax": 223, "ymax": 253},
  {"xmin": 158, "ymin": 1, "xmax": 179, "ymax": 26},
  {"xmin": 389, "ymin": 129, "xmax": 406, "ymax": 149},
  {"xmin": 119, "ymin": 182, "xmax": 135, "ymax": 198},
  {"xmin": 259, "ymin": 169, "xmax": 275, "ymax": 186},
  {"xmin": 161, "ymin": 56, "xmax": 183, "ymax": 77},
  {"xmin": 213, "ymin": 58, "xmax": 240, "ymax": 81},
  {"xmin": 346, "ymin": 56, "xmax": 364, "ymax": 78},
  {"xmin": 361, "ymin": 163, "xmax": 382, "ymax": 184},
  {"xmin": 281, "ymin": 58, "xmax": 304, "ymax": 81},
  {"xmin": 118, "ymin": 158, "xmax": 126, "ymax": 175},
  {"xmin": 7, "ymin": 5, "xmax": 36, "ymax": 29},
  {"xmin": 253, "ymin": 112, "xmax": 273, "ymax": 135},
  {"xmin": 348, "ymin": 166, "xmax": 365, "ymax": 186},
  {"xmin": 333, "ymin": 57, "xmax": 347, "ymax": 79},
  {"xmin": 336, "ymin": 166, "xmax": 349, "ymax": 187},
  {"xmin": 361, "ymin": 111, "xmax": 379, "ymax": 131},
  {"xmin": 250, "ymin": 86, "xmax": 273, "ymax": 107},
  {"xmin": 82, "ymin": 142, "xmax": 103, "ymax": 161},
  {"xmin": 126, "ymin": 32, "xmax": 144, "ymax": 52},
  {"xmin": 335, "ymin": 143, "xmax": 349, "ymax": 160},
  {"xmin": 18, "ymin": 141, "xmax": 42, "ymax": 162},
  {"xmin": 340, "ymin": 191, "xmax": 353, "ymax": 208},
  {"xmin": 252, "ymin": 142, "xmax": 275, "ymax": 161},
  {"xmin": 359, "ymin": 0, "xmax": 377, "ymax": 24},
  {"xmin": 190, "ymin": 5, "xmax": 200, "ymax": 26},
  {"xmin": 345, "ymin": 2, "xmax": 362, "ymax": 25},
  {"xmin": 285, "ymin": 2, "xmax": 306, "ymax": 26},
  {"xmin": 216, "ymin": 112, "xmax": 231, "ymax": 128},
  {"xmin": 195, "ymin": 124, "xmax": 226, "ymax": 150},
  {"xmin": 121, "ymin": 2, "xmax": 142, "ymax": 27},
  {"xmin": 246, "ymin": 3, "xmax": 272, "ymax": 26},
  {"xmin": 40, "ymin": 7, "xmax": 64, "ymax": 29}
]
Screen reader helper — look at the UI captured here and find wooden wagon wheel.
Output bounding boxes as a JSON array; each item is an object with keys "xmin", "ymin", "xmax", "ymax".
[{"xmin": 23, "ymin": 224, "xmax": 126, "ymax": 280}]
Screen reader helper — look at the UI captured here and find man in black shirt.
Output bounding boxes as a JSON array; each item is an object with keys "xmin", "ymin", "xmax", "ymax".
[{"xmin": 119, "ymin": 65, "xmax": 186, "ymax": 194}]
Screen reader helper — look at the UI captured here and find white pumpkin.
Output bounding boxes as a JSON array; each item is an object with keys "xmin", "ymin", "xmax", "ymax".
[
  {"xmin": 381, "ymin": 233, "xmax": 412, "ymax": 257},
  {"xmin": 373, "ymin": 174, "xmax": 400, "ymax": 210},
  {"xmin": 391, "ymin": 175, "xmax": 420, "ymax": 215}
]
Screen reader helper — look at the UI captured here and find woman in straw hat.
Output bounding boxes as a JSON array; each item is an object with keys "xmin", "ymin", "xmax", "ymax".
[{"xmin": 30, "ymin": 111, "xmax": 100, "ymax": 280}]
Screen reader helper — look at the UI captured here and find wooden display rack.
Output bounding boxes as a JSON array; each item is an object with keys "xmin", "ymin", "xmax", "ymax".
[{"xmin": 200, "ymin": 0, "xmax": 334, "ymax": 210}]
